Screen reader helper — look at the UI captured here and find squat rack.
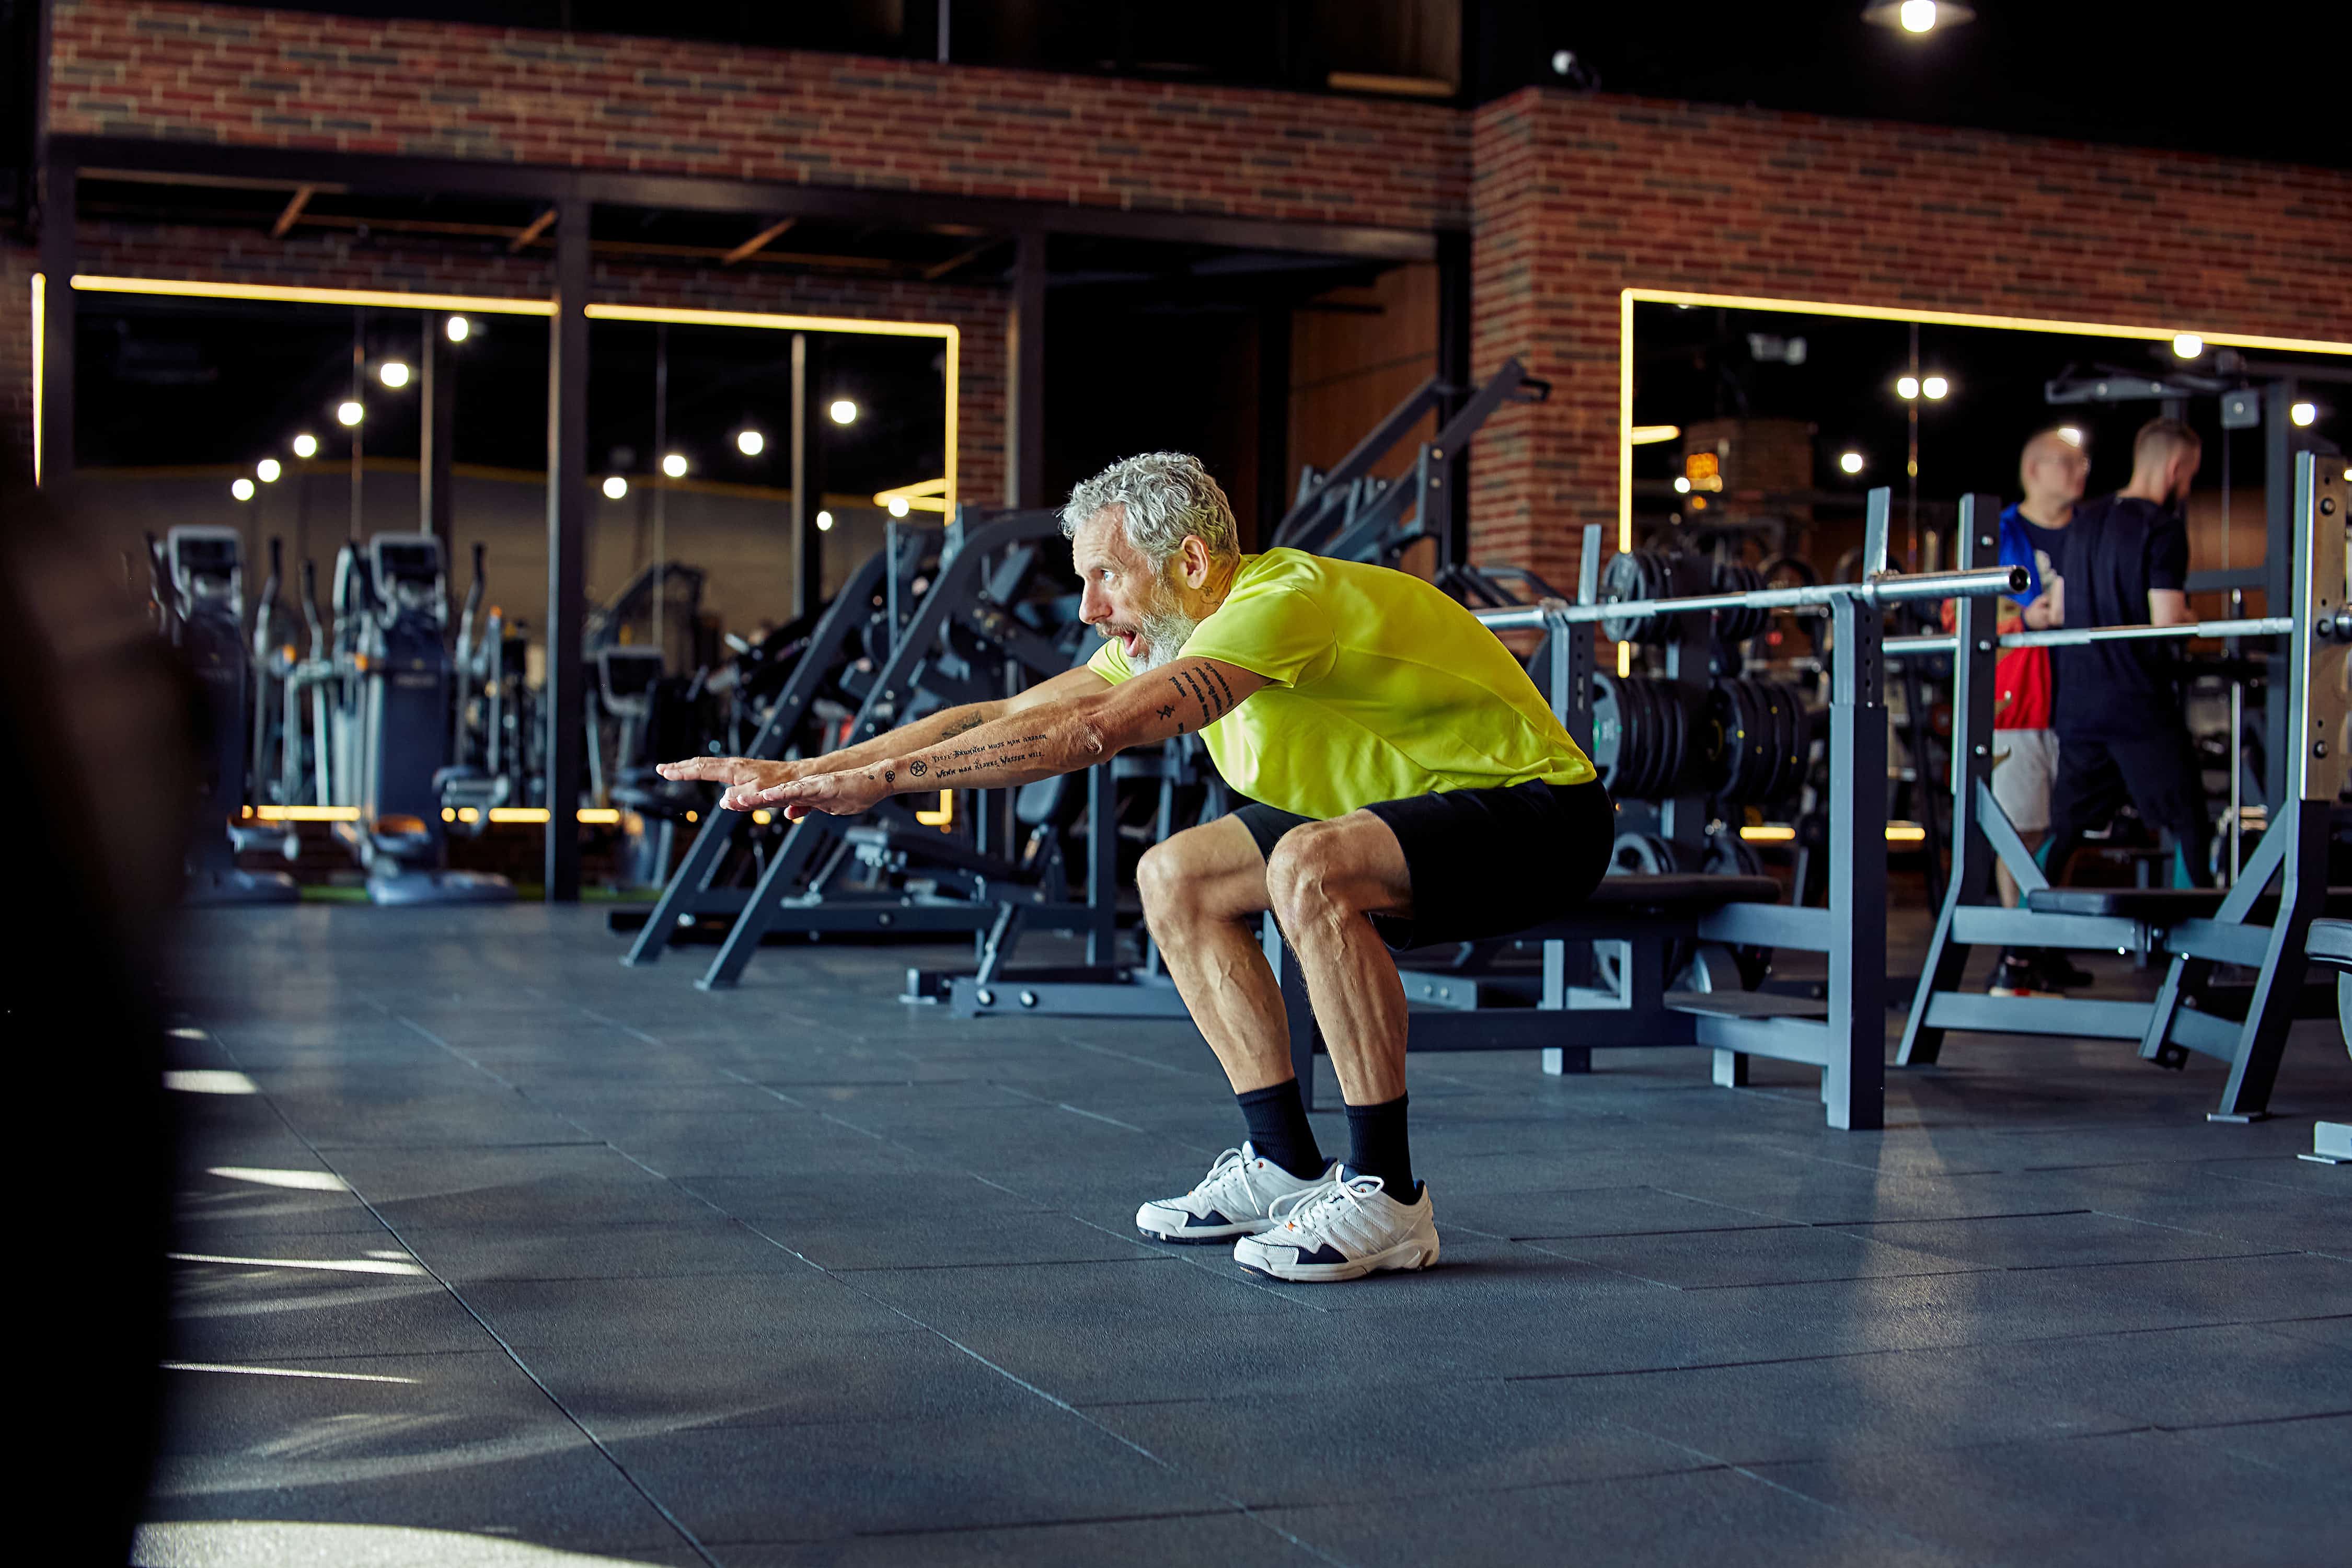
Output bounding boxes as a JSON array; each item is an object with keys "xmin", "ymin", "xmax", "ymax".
[
  {"xmin": 1271, "ymin": 495, "xmax": 2020, "ymax": 1131},
  {"xmin": 1892, "ymin": 453, "xmax": 2350, "ymax": 1121}
]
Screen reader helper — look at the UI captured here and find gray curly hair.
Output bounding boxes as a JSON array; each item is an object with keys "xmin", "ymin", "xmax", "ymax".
[{"xmin": 1060, "ymin": 452, "xmax": 1241, "ymax": 571}]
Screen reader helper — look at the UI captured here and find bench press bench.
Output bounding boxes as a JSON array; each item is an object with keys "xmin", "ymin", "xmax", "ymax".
[
  {"xmin": 1273, "ymin": 862, "xmax": 1886, "ymax": 1122},
  {"xmin": 1897, "ymin": 453, "xmax": 2350, "ymax": 1123},
  {"xmin": 2299, "ymin": 918, "xmax": 2352, "ymax": 1163}
]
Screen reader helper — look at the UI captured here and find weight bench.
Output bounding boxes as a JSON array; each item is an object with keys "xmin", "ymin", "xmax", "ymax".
[
  {"xmin": 1276, "ymin": 870, "xmax": 1881, "ymax": 1118},
  {"xmin": 2299, "ymin": 918, "xmax": 2352, "ymax": 1163},
  {"xmin": 1906, "ymin": 820, "xmax": 2347, "ymax": 1120}
]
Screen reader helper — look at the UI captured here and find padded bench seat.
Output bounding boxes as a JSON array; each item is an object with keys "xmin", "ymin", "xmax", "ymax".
[
  {"xmin": 2026, "ymin": 886, "xmax": 2352, "ymax": 921},
  {"xmin": 1582, "ymin": 873, "xmax": 1781, "ymax": 913},
  {"xmin": 2307, "ymin": 918, "xmax": 2352, "ymax": 968}
]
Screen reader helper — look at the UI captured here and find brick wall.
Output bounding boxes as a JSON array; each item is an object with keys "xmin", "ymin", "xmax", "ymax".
[
  {"xmin": 46, "ymin": 1, "xmax": 1470, "ymax": 232},
  {"xmin": 1471, "ymin": 90, "xmax": 2352, "ymax": 586},
  {"xmin": 0, "ymin": 243, "xmax": 32, "ymax": 482}
]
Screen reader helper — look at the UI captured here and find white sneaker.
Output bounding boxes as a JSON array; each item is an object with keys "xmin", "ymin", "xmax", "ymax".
[
  {"xmin": 1232, "ymin": 1171, "xmax": 1439, "ymax": 1282},
  {"xmin": 1134, "ymin": 1143, "xmax": 1338, "ymax": 1244}
]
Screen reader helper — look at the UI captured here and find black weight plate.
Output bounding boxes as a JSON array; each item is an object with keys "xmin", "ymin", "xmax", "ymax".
[
  {"xmin": 1722, "ymin": 678, "xmax": 1758, "ymax": 802},
  {"xmin": 1702, "ymin": 680, "xmax": 1738, "ymax": 795},
  {"xmin": 1629, "ymin": 676, "xmax": 1663, "ymax": 800},
  {"xmin": 1599, "ymin": 552, "xmax": 1651, "ymax": 645},
  {"xmin": 1590, "ymin": 673, "xmax": 1627, "ymax": 792},
  {"xmin": 1759, "ymin": 682, "xmax": 1788, "ymax": 804},
  {"xmin": 1713, "ymin": 560, "xmax": 1768, "ymax": 645},
  {"xmin": 1769, "ymin": 683, "xmax": 1807, "ymax": 803}
]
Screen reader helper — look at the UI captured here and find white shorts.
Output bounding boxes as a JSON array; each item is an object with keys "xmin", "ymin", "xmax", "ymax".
[{"xmin": 1989, "ymin": 728, "xmax": 2058, "ymax": 833}]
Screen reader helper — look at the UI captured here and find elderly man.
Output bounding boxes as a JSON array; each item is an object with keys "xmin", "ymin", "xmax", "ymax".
[{"xmin": 661, "ymin": 453, "xmax": 1608, "ymax": 1282}]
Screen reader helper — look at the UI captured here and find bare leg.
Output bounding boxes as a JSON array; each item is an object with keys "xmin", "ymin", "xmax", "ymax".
[
  {"xmin": 1135, "ymin": 817, "xmax": 1287, "ymax": 1092},
  {"xmin": 1263, "ymin": 812, "xmax": 1415, "ymax": 1106}
]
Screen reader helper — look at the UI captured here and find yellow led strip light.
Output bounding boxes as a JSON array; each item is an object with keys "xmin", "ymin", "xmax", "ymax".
[{"xmin": 53, "ymin": 281, "xmax": 963, "ymax": 517}]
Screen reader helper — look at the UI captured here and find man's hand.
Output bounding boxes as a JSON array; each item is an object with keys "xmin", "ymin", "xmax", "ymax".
[
  {"xmin": 752, "ymin": 767, "xmax": 895, "ymax": 821},
  {"xmin": 654, "ymin": 756, "xmax": 805, "ymax": 811}
]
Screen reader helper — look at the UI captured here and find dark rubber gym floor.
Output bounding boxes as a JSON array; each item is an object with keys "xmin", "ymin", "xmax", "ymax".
[{"xmin": 147, "ymin": 907, "xmax": 2351, "ymax": 1567}]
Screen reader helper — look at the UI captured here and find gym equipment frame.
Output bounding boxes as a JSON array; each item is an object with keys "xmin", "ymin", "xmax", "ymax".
[
  {"xmin": 1278, "ymin": 494, "xmax": 2022, "ymax": 1130},
  {"xmin": 1894, "ymin": 454, "xmax": 2350, "ymax": 1121},
  {"xmin": 637, "ymin": 508, "xmax": 1122, "ymax": 990}
]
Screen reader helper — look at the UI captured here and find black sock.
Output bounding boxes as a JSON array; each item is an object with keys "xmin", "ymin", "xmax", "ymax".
[
  {"xmin": 1237, "ymin": 1080, "xmax": 1325, "ymax": 1179},
  {"xmin": 1344, "ymin": 1093, "xmax": 1415, "ymax": 1197}
]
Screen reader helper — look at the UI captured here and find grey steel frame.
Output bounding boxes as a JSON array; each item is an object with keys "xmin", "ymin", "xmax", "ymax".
[
  {"xmin": 688, "ymin": 509, "xmax": 1120, "ymax": 990},
  {"xmin": 1269, "ymin": 494, "xmax": 2020, "ymax": 1130},
  {"xmin": 1893, "ymin": 456, "xmax": 2351, "ymax": 1121},
  {"xmin": 621, "ymin": 531, "xmax": 928, "ymax": 967}
]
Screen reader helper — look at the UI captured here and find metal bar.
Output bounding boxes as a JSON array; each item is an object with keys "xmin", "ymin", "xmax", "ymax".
[
  {"xmin": 510, "ymin": 207, "xmax": 556, "ymax": 253},
  {"xmin": 543, "ymin": 188, "xmax": 589, "ymax": 903},
  {"xmin": 1923, "ymin": 993, "xmax": 2154, "ymax": 1039},
  {"xmin": 1825, "ymin": 590, "xmax": 1887, "ymax": 1131},
  {"xmin": 269, "ymin": 183, "xmax": 314, "ymax": 238},
  {"xmin": 721, "ymin": 217, "xmax": 796, "ymax": 264},
  {"xmin": 1436, "ymin": 230, "xmax": 1472, "ymax": 573},
  {"xmin": 1887, "ymin": 616, "xmax": 2296, "ymax": 658},
  {"xmin": 1476, "ymin": 564, "xmax": 2023, "ymax": 632},
  {"xmin": 53, "ymin": 132, "xmax": 1449, "ymax": 261},
  {"xmin": 420, "ymin": 316, "xmax": 453, "ymax": 548},
  {"xmin": 1006, "ymin": 229, "xmax": 1046, "ymax": 509}
]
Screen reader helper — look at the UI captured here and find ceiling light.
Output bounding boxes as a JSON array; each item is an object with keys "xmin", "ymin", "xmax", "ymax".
[
  {"xmin": 816, "ymin": 510, "xmax": 834, "ymax": 532},
  {"xmin": 292, "ymin": 433, "xmax": 318, "ymax": 458},
  {"xmin": 1673, "ymin": 476, "xmax": 1692, "ymax": 494},
  {"xmin": 1896, "ymin": 376, "xmax": 1920, "ymax": 400},
  {"xmin": 336, "ymin": 401, "xmax": 364, "ymax": 426},
  {"xmin": 736, "ymin": 429, "xmax": 765, "ymax": 456},
  {"xmin": 2171, "ymin": 332, "xmax": 2204, "ymax": 359},
  {"xmin": 445, "ymin": 315, "xmax": 470, "ymax": 343},
  {"xmin": 602, "ymin": 476, "xmax": 629, "ymax": 500},
  {"xmin": 1864, "ymin": 1, "xmax": 1974, "ymax": 33},
  {"xmin": 662, "ymin": 453, "xmax": 688, "ymax": 478},
  {"xmin": 377, "ymin": 361, "xmax": 410, "ymax": 389},
  {"xmin": 231, "ymin": 478, "xmax": 256, "ymax": 501},
  {"xmin": 1628, "ymin": 424, "xmax": 1681, "ymax": 446},
  {"xmin": 829, "ymin": 399, "xmax": 858, "ymax": 425},
  {"xmin": 1839, "ymin": 452, "xmax": 1865, "ymax": 475},
  {"xmin": 1922, "ymin": 375, "xmax": 1950, "ymax": 399},
  {"xmin": 2290, "ymin": 401, "xmax": 2318, "ymax": 428},
  {"xmin": 2058, "ymin": 426, "xmax": 2083, "ymax": 446},
  {"xmin": 887, "ymin": 497, "xmax": 910, "ymax": 517},
  {"xmin": 256, "ymin": 458, "xmax": 282, "ymax": 483}
]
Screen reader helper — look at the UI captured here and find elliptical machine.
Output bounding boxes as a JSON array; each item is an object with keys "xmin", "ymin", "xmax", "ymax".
[
  {"xmin": 328, "ymin": 533, "xmax": 513, "ymax": 905},
  {"xmin": 158, "ymin": 526, "xmax": 301, "ymax": 906}
]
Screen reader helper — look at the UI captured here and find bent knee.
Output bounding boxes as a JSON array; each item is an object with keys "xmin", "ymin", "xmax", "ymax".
[{"xmin": 1265, "ymin": 822, "xmax": 1357, "ymax": 921}]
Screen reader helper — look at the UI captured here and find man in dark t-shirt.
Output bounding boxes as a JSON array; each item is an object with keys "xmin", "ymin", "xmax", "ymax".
[{"xmin": 2041, "ymin": 417, "xmax": 2211, "ymax": 887}]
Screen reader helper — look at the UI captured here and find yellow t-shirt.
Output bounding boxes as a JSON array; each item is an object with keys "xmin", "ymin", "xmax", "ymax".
[{"xmin": 1086, "ymin": 548, "xmax": 1595, "ymax": 820}]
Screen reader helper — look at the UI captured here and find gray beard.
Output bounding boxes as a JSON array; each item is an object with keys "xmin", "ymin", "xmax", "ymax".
[{"xmin": 1131, "ymin": 599, "xmax": 1201, "ymax": 671}]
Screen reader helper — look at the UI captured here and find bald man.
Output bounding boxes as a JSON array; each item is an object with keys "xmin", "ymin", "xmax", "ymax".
[{"xmin": 1987, "ymin": 429, "xmax": 2089, "ymax": 997}]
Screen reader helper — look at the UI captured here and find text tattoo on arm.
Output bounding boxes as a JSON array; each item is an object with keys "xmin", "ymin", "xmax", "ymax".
[
  {"xmin": 922, "ymin": 732, "xmax": 1053, "ymax": 781},
  {"xmin": 1162, "ymin": 663, "xmax": 1235, "ymax": 734}
]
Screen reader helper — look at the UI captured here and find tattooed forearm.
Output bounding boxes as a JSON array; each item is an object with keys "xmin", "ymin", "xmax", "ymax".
[{"xmin": 1162, "ymin": 663, "xmax": 1231, "ymax": 733}]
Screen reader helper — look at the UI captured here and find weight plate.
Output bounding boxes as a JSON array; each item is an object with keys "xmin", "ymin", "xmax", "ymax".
[
  {"xmin": 1589, "ymin": 673, "xmax": 1628, "ymax": 792},
  {"xmin": 1599, "ymin": 552, "xmax": 1651, "ymax": 645}
]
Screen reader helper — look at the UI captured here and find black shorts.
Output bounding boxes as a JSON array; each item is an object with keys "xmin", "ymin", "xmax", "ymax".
[{"xmin": 1233, "ymin": 777, "xmax": 1615, "ymax": 950}]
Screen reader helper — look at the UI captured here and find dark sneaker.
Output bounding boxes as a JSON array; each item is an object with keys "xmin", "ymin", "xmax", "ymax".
[
  {"xmin": 2035, "ymin": 950, "xmax": 2094, "ymax": 988},
  {"xmin": 1989, "ymin": 956, "xmax": 2060, "ymax": 998}
]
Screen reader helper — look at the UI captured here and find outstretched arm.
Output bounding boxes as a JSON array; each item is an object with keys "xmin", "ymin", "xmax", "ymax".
[
  {"xmin": 745, "ymin": 656, "xmax": 1269, "ymax": 819},
  {"xmin": 658, "ymin": 664, "xmax": 1112, "ymax": 809}
]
